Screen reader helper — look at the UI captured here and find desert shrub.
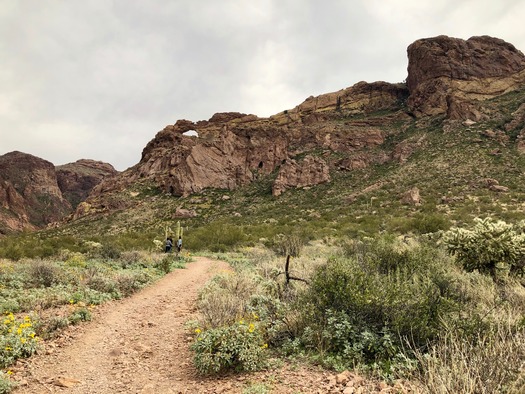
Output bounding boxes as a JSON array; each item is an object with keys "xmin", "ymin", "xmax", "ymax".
[
  {"xmin": 98, "ymin": 244, "xmax": 122, "ymax": 260},
  {"xmin": 0, "ymin": 371, "xmax": 15, "ymax": 394},
  {"xmin": 410, "ymin": 213, "xmax": 450, "ymax": 234},
  {"xmin": 198, "ymin": 272, "xmax": 256, "ymax": 327},
  {"xmin": 185, "ymin": 221, "xmax": 248, "ymax": 252},
  {"xmin": 155, "ymin": 255, "xmax": 174, "ymax": 273},
  {"xmin": 38, "ymin": 316, "xmax": 70, "ymax": 338},
  {"xmin": 115, "ymin": 272, "xmax": 151, "ymax": 296},
  {"xmin": 414, "ymin": 323, "xmax": 525, "ymax": 393},
  {"xmin": 0, "ymin": 314, "xmax": 39, "ymax": 368},
  {"xmin": 444, "ymin": 217, "xmax": 525, "ymax": 277},
  {"xmin": 192, "ymin": 319, "xmax": 268, "ymax": 374},
  {"xmin": 1, "ymin": 243, "xmax": 23, "ymax": 261},
  {"xmin": 313, "ymin": 309, "xmax": 416, "ymax": 375},
  {"xmin": 26, "ymin": 260, "xmax": 59, "ymax": 288},
  {"xmin": 68, "ymin": 307, "xmax": 91, "ymax": 325},
  {"xmin": 85, "ymin": 275, "xmax": 118, "ymax": 295},
  {"xmin": 118, "ymin": 250, "xmax": 144, "ymax": 268},
  {"xmin": 297, "ymin": 238, "xmax": 458, "ymax": 375},
  {"xmin": 273, "ymin": 234, "xmax": 305, "ymax": 257}
]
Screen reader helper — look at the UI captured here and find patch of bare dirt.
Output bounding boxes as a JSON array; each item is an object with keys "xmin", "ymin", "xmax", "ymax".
[{"xmin": 10, "ymin": 257, "xmax": 414, "ymax": 393}]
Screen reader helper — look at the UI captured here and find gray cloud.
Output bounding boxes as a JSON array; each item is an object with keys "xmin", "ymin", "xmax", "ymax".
[{"xmin": 1, "ymin": 0, "xmax": 524, "ymax": 170}]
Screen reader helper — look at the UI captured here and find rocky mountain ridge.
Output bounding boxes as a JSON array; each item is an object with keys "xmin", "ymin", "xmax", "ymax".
[
  {"xmin": 77, "ymin": 35, "xmax": 525, "ymax": 219},
  {"xmin": 2, "ymin": 35, "xmax": 525, "ymax": 232},
  {"xmin": 0, "ymin": 152, "xmax": 116, "ymax": 234}
]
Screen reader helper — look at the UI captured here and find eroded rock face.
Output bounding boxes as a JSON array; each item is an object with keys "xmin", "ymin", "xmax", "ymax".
[
  {"xmin": 407, "ymin": 35, "xmax": 525, "ymax": 119},
  {"xmin": 77, "ymin": 35, "xmax": 525, "ymax": 217},
  {"xmin": 56, "ymin": 159, "xmax": 117, "ymax": 208},
  {"xmin": 0, "ymin": 151, "xmax": 72, "ymax": 232},
  {"xmin": 81, "ymin": 81, "xmax": 407, "ymax": 213},
  {"xmin": 272, "ymin": 156, "xmax": 331, "ymax": 197},
  {"xmin": 0, "ymin": 153, "xmax": 117, "ymax": 233}
]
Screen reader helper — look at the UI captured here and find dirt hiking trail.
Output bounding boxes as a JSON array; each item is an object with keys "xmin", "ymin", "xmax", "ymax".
[{"xmin": 11, "ymin": 257, "xmax": 402, "ymax": 394}]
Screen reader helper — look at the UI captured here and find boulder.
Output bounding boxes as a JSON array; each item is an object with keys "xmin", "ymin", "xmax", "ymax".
[{"xmin": 401, "ymin": 187, "xmax": 421, "ymax": 205}]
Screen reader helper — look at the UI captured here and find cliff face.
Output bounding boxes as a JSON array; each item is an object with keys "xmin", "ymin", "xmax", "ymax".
[
  {"xmin": 0, "ymin": 152, "xmax": 72, "ymax": 233},
  {"xmin": 0, "ymin": 152, "xmax": 117, "ymax": 233},
  {"xmin": 83, "ymin": 81, "xmax": 408, "ymax": 214},
  {"xmin": 79, "ymin": 35, "xmax": 525, "ymax": 217},
  {"xmin": 406, "ymin": 35, "xmax": 525, "ymax": 119},
  {"xmin": 56, "ymin": 160, "xmax": 117, "ymax": 208}
]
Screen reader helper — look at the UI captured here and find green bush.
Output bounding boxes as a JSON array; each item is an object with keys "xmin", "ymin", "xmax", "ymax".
[
  {"xmin": 409, "ymin": 213, "xmax": 451, "ymax": 234},
  {"xmin": 443, "ymin": 217, "xmax": 525, "ymax": 277},
  {"xmin": 191, "ymin": 319, "xmax": 268, "ymax": 374},
  {"xmin": 185, "ymin": 221, "xmax": 248, "ymax": 251},
  {"xmin": 0, "ymin": 313, "xmax": 39, "ymax": 368},
  {"xmin": 0, "ymin": 371, "xmax": 15, "ymax": 394},
  {"xmin": 298, "ymin": 238, "xmax": 458, "ymax": 375}
]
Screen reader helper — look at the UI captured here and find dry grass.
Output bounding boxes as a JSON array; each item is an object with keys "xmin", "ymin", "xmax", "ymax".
[{"xmin": 414, "ymin": 320, "xmax": 525, "ymax": 394}]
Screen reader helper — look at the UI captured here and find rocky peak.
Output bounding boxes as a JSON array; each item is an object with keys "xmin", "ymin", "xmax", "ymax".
[
  {"xmin": 0, "ymin": 152, "xmax": 117, "ymax": 233},
  {"xmin": 406, "ymin": 35, "xmax": 525, "ymax": 119},
  {"xmin": 0, "ymin": 151, "xmax": 71, "ymax": 233},
  {"xmin": 56, "ymin": 159, "xmax": 118, "ymax": 208}
]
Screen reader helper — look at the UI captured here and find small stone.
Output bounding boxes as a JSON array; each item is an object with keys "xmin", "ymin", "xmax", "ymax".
[
  {"xmin": 53, "ymin": 377, "xmax": 81, "ymax": 388},
  {"xmin": 336, "ymin": 371, "xmax": 351, "ymax": 385}
]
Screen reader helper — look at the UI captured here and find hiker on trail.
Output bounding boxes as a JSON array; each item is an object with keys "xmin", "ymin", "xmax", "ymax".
[
  {"xmin": 177, "ymin": 236, "xmax": 182, "ymax": 253},
  {"xmin": 165, "ymin": 237, "xmax": 173, "ymax": 253}
]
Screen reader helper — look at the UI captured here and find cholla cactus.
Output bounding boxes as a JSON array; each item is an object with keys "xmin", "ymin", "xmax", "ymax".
[
  {"xmin": 443, "ymin": 217, "xmax": 525, "ymax": 277},
  {"xmin": 153, "ymin": 239, "xmax": 163, "ymax": 251}
]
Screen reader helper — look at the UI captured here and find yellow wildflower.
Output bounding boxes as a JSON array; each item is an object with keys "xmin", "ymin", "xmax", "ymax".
[
  {"xmin": 261, "ymin": 343, "xmax": 268, "ymax": 349},
  {"xmin": 248, "ymin": 323, "xmax": 255, "ymax": 333},
  {"xmin": 6, "ymin": 370, "xmax": 13, "ymax": 375},
  {"xmin": 195, "ymin": 328, "xmax": 202, "ymax": 334}
]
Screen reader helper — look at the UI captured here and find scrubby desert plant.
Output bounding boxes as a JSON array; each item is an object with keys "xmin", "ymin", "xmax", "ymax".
[
  {"xmin": 197, "ymin": 272, "xmax": 256, "ymax": 327},
  {"xmin": 192, "ymin": 319, "xmax": 268, "ymax": 374},
  {"xmin": 444, "ymin": 217, "xmax": 525, "ymax": 277},
  {"xmin": 0, "ymin": 314, "xmax": 39, "ymax": 368},
  {"xmin": 0, "ymin": 371, "xmax": 15, "ymax": 394},
  {"xmin": 27, "ymin": 260, "xmax": 59, "ymax": 288},
  {"xmin": 273, "ymin": 234, "xmax": 305, "ymax": 257}
]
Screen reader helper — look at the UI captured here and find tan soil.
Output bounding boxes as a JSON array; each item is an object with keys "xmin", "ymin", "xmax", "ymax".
[{"xmin": 10, "ymin": 257, "xmax": 412, "ymax": 394}]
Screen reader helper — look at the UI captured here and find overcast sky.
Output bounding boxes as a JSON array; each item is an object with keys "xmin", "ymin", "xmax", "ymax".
[{"xmin": 1, "ymin": 0, "xmax": 524, "ymax": 171}]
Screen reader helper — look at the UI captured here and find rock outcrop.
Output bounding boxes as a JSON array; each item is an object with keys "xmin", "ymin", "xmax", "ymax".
[
  {"xmin": 0, "ymin": 152, "xmax": 117, "ymax": 233},
  {"xmin": 76, "ymin": 35, "xmax": 525, "ymax": 218},
  {"xmin": 0, "ymin": 151, "xmax": 72, "ymax": 233},
  {"xmin": 407, "ymin": 35, "xmax": 525, "ymax": 119},
  {"xmin": 56, "ymin": 159, "xmax": 117, "ymax": 208},
  {"xmin": 272, "ymin": 155, "xmax": 331, "ymax": 196},
  {"xmin": 82, "ymin": 81, "xmax": 408, "ymax": 214}
]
